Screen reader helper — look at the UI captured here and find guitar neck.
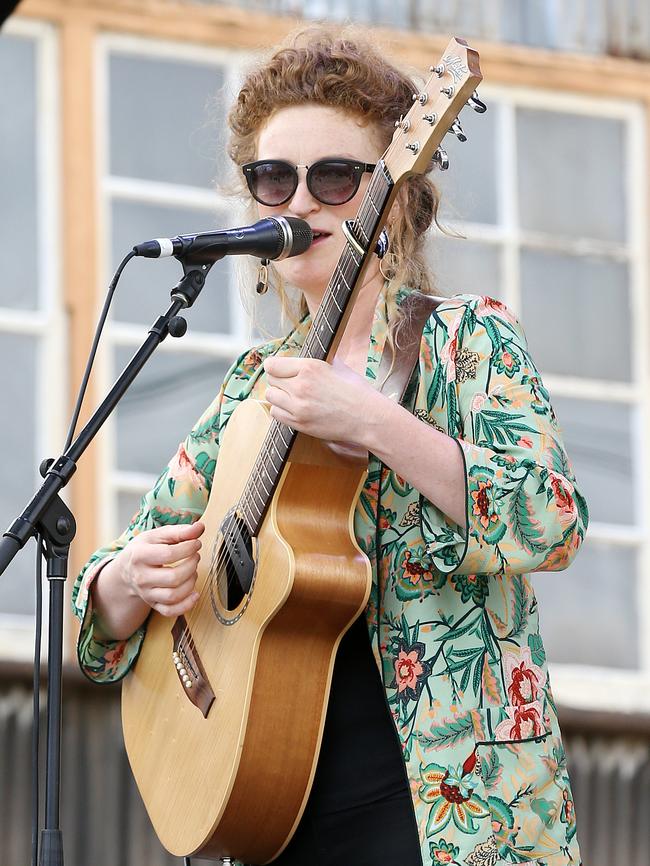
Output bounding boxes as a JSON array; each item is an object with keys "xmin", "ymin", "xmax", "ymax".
[{"xmin": 237, "ymin": 159, "xmax": 396, "ymax": 537}]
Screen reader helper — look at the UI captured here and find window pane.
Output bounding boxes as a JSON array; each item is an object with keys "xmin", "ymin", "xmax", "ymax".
[
  {"xmin": 435, "ymin": 97, "xmax": 498, "ymax": 225},
  {"xmin": 517, "ymin": 108, "xmax": 626, "ymax": 243},
  {"xmin": 426, "ymin": 235, "xmax": 502, "ymax": 299},
  {"xmin": 111, "ymin": 198, "xmax": 233, "ymax": 334},
  {"xmin": 0, "ymin": 35, "xmax": 39, "ymax": 310},
  {"xmin": 520, "ymin": 248, "xmax": 631, "ymax": 381},
  {"xmin": 534, "ymin": 540, "xmax": 638, "ymax": 669},
  {"xmin": 109, "ymin": 53, "xmax": 226, "ymax": 187},
  {"xmin": 552, "ymin": 396, "xmax": 634, "ymax": 526},
  {"xmin": 0, "ymin": 335, "xmax": 38, "ymax": 615},
  {"xmin": 117, "ymin": 490, "xmax": 145, "ymax": 534},
  {"xmin": 114, "ymin": 347, "xmax": 231, "ymax": 475}
]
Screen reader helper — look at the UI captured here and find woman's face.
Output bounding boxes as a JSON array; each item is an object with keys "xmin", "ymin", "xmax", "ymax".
[{"xmin": 254, "ymin": 104, "xmax": 385, "ymax": 310}]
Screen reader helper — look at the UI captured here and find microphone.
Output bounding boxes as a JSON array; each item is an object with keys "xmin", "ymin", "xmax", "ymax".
[{"xmin": 133, "ymin": 216, "xmax": 313, "ymax": 264}]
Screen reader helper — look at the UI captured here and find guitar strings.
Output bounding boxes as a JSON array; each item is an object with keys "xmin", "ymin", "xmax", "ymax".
[
  {"xmin": 176, "ymin": 176, "xmax": 383, "ymax": 654},
  {"xmin": 175, "ymin": 173, "xmax": 387, "ymax": 657},
  {"xmin": 176, "ymin": 184, "xmax": 381, "ymax": 656}
]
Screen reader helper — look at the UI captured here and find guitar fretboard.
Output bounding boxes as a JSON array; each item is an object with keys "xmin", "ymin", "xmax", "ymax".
[{"xmin": 238, "ymin": 160, "xmax": 394, "ymax": 536}]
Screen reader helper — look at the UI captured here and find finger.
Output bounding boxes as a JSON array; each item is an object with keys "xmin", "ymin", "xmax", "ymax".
[
  {"xmin": 158, "ymin": 554, "xmax": 201, "ymax": 587},
  {"xmin": 265, "ymin": 385, "xmax": 294, "ymax": 412},
  {"xmin": 138, "ymin": 520, "xmax": 205, "ymax": 545},
  {"xmin": 144, "ymin": 538, "xmax": 202, "ymax": 567},
  {"xmin": 263, "ymin": 356, "xmax": 303, "ymax": 377},
  {"xmin": 152, "ymin": 591, "xmax": 200, "ymax": 618},
  {"xmin": 134, "ymin": 553, "xmax": 200, "ymax": 591},
  {"xmin": 264, "ymin": 373, "xmax": 292, "ymax": 392},
  {"xmin": 146, "ymin": 575, "xmax": 198, "ymax": 607},
  {"xmin": 268, "ymin": 405, "xmax": 299, "ymax": 428}
]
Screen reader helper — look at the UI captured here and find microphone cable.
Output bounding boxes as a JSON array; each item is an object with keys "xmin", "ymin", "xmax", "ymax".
[
  {"xmin": 63, "ymin": 250, "xmax": 136, "ymax": 450},
  {"xmin": 31, "ymin": 531, "xmax": 44, "ymax": 866},
  {"xmin": 30, "ymin": 249, "xmax": 135, "ymax": 866}
]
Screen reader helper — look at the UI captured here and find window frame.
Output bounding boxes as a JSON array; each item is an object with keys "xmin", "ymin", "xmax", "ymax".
[
  {"xmin": 96, "ymin": 32, "xmax": 251, "ymax": 546},
  {"xmin": 0, "ymin": 17, "xmax": 64, "ymax": 661},
  {"xmin": 433, "ymin": 82, "xmax": 650, "ymax": 710}
]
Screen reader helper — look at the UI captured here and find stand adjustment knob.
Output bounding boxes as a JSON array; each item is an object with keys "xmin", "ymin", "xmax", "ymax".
[
  {"xmin": 169, "ymin": 316, "xmax": 188, "ymax": 338},
  {"xmin": 39, "ymin": 457, "xmax": 55, "ymax": 478}
]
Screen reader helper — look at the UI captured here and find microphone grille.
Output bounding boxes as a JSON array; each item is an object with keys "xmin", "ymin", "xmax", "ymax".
[{"xmin": 284, "ymin": 218, "xmax": 313, "ymax": 257}]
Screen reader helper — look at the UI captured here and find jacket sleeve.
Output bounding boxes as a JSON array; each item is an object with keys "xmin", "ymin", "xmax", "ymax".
[
  {"xmin": 71, "ymin": 349, "xmax": 252, "ymax": 683},
  {"xmin": 420, "ymin": 297, "xmax": 589, "ymax": 577}
]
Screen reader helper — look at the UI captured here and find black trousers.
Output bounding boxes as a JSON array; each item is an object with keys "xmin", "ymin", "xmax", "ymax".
[{"xmin": 266, "ymin": 786, "xmax": 422, "ymax": 866}]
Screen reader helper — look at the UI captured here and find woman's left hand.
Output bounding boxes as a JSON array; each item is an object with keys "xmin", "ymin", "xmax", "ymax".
[{"xmin": 263, "ymin": 355, "xmax": 381, "ymax": 446}]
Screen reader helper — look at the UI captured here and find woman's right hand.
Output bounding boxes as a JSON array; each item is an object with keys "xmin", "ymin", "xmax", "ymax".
[
  {"xmin": 115, "ymin": 520, "xmax": 205, "ymax": 616},
  {"xmin": 91, "ymin": 520, "xmax": 205, "ymax": 640}
]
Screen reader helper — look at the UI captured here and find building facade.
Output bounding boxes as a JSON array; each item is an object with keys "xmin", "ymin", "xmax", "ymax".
[{"xmin": 1, "ymin": 1, "xmax": 650, "ymax": 864}]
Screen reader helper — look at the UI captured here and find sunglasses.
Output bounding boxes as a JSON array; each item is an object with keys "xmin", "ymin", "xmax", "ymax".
[{"xmin": 242, "ymin": 158, "xmax": 376, "ymax": 207}]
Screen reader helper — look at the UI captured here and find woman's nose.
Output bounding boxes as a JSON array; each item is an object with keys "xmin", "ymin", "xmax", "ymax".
[{"xmin": 288, "ymin": 168, "xmax": 320, "ymax": 217}]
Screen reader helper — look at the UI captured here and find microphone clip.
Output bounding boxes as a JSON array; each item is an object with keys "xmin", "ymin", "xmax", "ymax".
[{"xmin": 256, "ymin": 259, "xmax": 270, "ymax": 295}]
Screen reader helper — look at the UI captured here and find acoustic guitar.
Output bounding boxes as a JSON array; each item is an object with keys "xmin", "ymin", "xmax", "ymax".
[{"xmin": 121, "ymin": 37, "xmax": 482, "ymax": 864}]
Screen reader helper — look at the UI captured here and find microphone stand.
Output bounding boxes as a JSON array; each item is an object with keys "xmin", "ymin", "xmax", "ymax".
[{"xmin": 0, "ymin": 260, "xmax": 213, "ymax": 866}]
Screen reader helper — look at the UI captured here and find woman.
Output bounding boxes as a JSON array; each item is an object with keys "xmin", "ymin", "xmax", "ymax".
[{"xmin": 73, "ymin": 27, "xmax": 587, "ymax": 866}]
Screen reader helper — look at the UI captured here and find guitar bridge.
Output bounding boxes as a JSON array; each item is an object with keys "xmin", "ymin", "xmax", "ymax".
[{"xmin": 171, "ymin": 617, "xmax": 216, "ymax": 718}]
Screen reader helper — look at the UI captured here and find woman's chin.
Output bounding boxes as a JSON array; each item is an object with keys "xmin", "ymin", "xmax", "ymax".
[{"xmin": 280, "ymin": 263, "xmax": 331, "ymax": 300}]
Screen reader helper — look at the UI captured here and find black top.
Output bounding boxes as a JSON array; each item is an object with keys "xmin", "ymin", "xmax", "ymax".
[
  {"xmin": 307, "ymin": 615, "xmax": 410, "ymax": 813},
  {"xmin": 257, "ymin": 616, "xmax": 423, "ymax": 866}
]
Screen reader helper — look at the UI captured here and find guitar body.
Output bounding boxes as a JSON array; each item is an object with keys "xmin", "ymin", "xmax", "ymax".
[{"xmin": 121, "ymin": 398, "xmax": 372, "ymax": 863}]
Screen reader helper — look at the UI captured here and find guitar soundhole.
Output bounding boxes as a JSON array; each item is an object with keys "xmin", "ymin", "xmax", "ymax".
[{"xmin": 210, "ymin": 510, "xmax": 255, "ymax": 614}]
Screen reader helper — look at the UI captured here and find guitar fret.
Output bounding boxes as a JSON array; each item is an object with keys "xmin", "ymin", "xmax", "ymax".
[
  {"xmin": 270, "ymin": 437, "xmax": 284, "ymax": 460},
  {"xmin": 261, "ymin": 460, "xmax": 275, "ymax": 487},
  {"xmin": 314, "ymin": 328, "xmax": 326, "ymax": 353},
  {"xmin": 247, "ymin": 492, "xmax": 262, "ymax": 519},
  {"xmin": 357, "ymin": 221, "xmax": 369, "ymax": 243}
]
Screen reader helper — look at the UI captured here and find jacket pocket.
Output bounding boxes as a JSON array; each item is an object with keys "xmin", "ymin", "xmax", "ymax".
[{"xmin": 471, "ymin": 701, "xmax": 578, "ymax": 862}]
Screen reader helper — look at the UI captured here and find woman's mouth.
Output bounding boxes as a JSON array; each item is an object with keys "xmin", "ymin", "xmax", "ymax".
[{"xmin": 310, "ymin": 230, "xmax": 331, "ymax": 246}]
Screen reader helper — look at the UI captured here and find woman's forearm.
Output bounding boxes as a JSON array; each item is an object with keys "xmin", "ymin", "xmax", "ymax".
[{"xmin": 360, "ymin": 393, "xmax": 467, "ymax": 528}]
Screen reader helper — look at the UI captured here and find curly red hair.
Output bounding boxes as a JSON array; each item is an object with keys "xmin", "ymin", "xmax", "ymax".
[{"xmin": 227, "ymin": 26, "xmax": 441, "ymax": 324}]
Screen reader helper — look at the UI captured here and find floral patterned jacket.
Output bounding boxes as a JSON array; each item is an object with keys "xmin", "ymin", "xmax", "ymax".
[{"xmin": 72, "ymin": 287, "xmax": 588, "ymax": 866}]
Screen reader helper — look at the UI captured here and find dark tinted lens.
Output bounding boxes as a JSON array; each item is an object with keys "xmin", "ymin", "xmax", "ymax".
[
  {"xmin": 250, "ymin": 162, "xmax": 296, "ymax": 206},
  {"xmin": 309, "ymin": 161, "xmax": 359, "ymax": 204}
]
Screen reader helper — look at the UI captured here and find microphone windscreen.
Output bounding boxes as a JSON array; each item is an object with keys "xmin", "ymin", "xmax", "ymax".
[{"xmin": 284, "ymin": 218, "xmax": 313, "ymax": 257}]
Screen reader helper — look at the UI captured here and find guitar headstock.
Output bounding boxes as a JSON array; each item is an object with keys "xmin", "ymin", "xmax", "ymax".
[{"xmin": 383, "ymin": 37, "xmax": 483, "ymax": 182}]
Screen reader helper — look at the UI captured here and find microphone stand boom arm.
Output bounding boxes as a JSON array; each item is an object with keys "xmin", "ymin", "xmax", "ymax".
[{"xmin": 0, "ymin": 261, "xmax": 212, "ymax": 866}]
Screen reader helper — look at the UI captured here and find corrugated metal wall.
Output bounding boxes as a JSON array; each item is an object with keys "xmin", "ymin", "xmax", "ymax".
[
  {"xmin": 196, "ymin": 0, "xmax": 650, "ymax": 60},
  {"xmin": 1, "ymin": 676, "xmax": 649, "ymax": 866}
]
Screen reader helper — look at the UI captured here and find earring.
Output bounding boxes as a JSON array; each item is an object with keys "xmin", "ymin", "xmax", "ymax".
[
  {"xmin": 375, "ymin": 227, "xmax": 389, "ymax": 259},
  {"xmin": 256, "ymin": 258, "xmax": 269, "ymax": 294},
  {"xmin": 377, "ymin": 230, "xmax": 399, "ymax": 282}
]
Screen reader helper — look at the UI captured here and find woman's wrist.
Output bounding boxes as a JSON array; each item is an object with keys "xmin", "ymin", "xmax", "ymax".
[{"xmin": 90, "ymin": 555, "xmax": 150, "ymax": 641}]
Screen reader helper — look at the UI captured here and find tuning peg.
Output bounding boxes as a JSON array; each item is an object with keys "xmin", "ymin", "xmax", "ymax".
[
  {"xmin": 449, "ymin": 118, "xmax": 467, "ymax": 142},
  {"xmin": 432, "ymin": 148, "xmax": 449, "ymax": 171},
  {"xmin": 467, "ymin": 90, "xmax": 487, "ymax": 113},
  {"xmin": 429, "ymin": 63, "xmax": 445, "ymax": 77}
]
